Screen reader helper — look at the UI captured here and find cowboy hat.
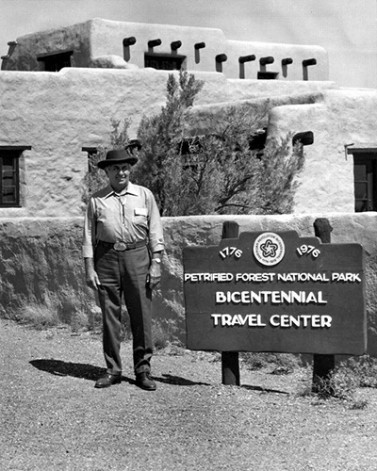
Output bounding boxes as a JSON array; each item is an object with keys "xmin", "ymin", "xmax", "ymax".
[{"xmin": 97, "ymin": 146, "xmax": 138, "ymax": 169}]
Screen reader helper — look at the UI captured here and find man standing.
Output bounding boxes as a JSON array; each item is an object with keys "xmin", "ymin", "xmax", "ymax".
[{"xmin": 83, "ymin": 147, "xmax": 164, "ymax": 391}]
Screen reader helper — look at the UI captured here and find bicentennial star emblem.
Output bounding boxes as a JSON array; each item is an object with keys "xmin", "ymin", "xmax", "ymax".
[
  {"xmin": 260, "ymin": 239, "xmax": 278, "ymax": 258},
  {"xmin": 253, "ymin": 232, "xmax": 285, "ymax": 266}
]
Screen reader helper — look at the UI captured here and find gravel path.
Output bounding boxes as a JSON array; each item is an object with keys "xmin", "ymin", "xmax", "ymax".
[{"xmin": 1, "ymin": 319, "xmax": 377, "ymax": 471}]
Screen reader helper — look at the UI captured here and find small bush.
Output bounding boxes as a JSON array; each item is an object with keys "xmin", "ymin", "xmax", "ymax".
[
  {"xmin": 316, "ymin": 356, "xmax": 377, "ymax": 401},
  {"xmin": 6, "ymin": 288, "xmax": 93, "ymax": 333},
  {"xmin": 133, "ymin": 71, "xmax": 304, "ymax": 216},
  {"xmin": 314, "ymin": 367, "xmax": 359, "ymax": 401},
  {"xmin": 241, "ymin": 352, "xmax": 302, "ymax": 373},
  {"xmin": 152, "ymin": 320, "xmax": 172, "ymax": 350},
  {"xmin": 82, "ymin": 71, "xmax": 305, "ymax": 217},
  {"xmin": 306, "ymin": 357, "xmax": 377, "ymax": 408},
  {"xmin": 340, "ymin": 355, "xmax": 377, "ymax": 388},
  {"xmin": 13, "ymin": 304, "xmax": 59, "ymax": 329},
  {"xmin": 87, "ymin": 304, "xmax": 103, "ymax": 333}
]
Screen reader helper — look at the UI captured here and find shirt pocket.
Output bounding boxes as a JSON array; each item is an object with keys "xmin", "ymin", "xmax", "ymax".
[{"xmin": 132, "ymin": 207, "xmax": 148, "ymax": 228}]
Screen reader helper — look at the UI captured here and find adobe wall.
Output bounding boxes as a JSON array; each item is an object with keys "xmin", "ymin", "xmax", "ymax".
[
  {"xmin": 184, "ymin": 87, "xmax": 377, "ymax": 214},
  {"xmin": 267, "ymin": 89, "xmax": 377, "ymax": 214},
  {"xmin": 0, "ymin": 67, "xmax": 339, "ymax": 218},
  {"xmin": 3, "ymin": 18, "xmax": 329, "ymax": 81},
  {"xmin": 0, "ymin": 68, "xmax": 222, "ymax": 217},
  {"xmin": 89, "ymin": 19, "xmax": 228, "ymax": 74},
  {"xmin": 0, "ymin": 213, "xmax": 376, "ymax": 355},
  {"xmin": 224, "ymin": 40, "xmax": 327, "ymax": 81},
  {"xmin": 3, "ymin": 22, "xmax": 92, "ymax": 71}
]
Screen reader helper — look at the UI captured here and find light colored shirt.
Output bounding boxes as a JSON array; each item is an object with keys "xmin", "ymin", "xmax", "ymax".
[{"xmin": 82, "ymin": 182, "xmax": 164, "ymax": 258}]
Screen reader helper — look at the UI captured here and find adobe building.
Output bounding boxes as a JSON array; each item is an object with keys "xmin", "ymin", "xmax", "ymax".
[
  {"xmin": 1, "ymin": 17, "xmax": 376, "ymax": 218},
  {"xmin": 1, "ymin": 19, "xmax": 377, "ymax": 352}
]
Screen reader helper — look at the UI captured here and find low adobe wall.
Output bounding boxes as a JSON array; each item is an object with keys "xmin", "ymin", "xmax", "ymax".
[{"xmin": 1, "ymin": 213, "xmax": 377, "ymax": 355}]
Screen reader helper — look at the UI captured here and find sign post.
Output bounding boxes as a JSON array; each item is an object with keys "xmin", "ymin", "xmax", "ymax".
[
  {"xmin": 221, "ymin": 221, "xmax": 240, "ymax": 385},
  {"xmin": 183, "ymin": 223, "xmax": 366, "ymax": 388},
  {"xmin": 312, "ymin": 218, "xmax": 335, "ymax": 391}
]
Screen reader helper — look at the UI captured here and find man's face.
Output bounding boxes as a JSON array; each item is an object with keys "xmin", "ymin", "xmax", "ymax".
[{"xmin": 105, "ymin": 163, "xmax": 132, "ymax": 191}]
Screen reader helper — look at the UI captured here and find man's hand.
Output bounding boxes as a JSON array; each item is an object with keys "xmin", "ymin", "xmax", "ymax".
[
  {"xmin": 84, "ymin": 258, "xmax": 101, "ymax": 290},
  {"xmin": 147, "ymin": 259, "xmax": 161, "ymax": 289}
]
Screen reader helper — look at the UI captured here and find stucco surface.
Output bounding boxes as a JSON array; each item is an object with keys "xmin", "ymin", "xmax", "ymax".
[
  {"xmin": 0, "ymin": 66, "xmax": 376, "ymax": 219},
  {"xmin": 184, "ymin": 86, "xmax": 377, "ymax": 215},
  {"xmin": 225, "ymin": 40, "xmax": 328, "ymax": 81},
  {"xmin": 89, "ymin": 19, "xmax": 228, "ymax": 75},
  {"xmin": 4, "ymin": 22, "xmax": 92, "ymax": 71},
  {"xmin": 0, "ymin": 67, "xmax": 340, "ymax": 218},
  {"xmin": 0, "ymin": 68, "xmax": 210, "ymax": 217},
  {"xmin": 4, "ymin": 18, "xmax": 329, "ymax": 81},
  {"xmin": 268, "ymin": 89, "xmax": 377, "ymax": 214},
  {"xmin": 1, "ymin": 213, "xmax": 376, "ymax": 355},
  {"xmin": 226, "ymin": 78, "xmax": 335, "ymax": 100}
]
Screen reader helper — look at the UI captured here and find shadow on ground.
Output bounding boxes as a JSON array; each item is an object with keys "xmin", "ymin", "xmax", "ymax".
[
  {"xmin": 242, "ymin": 384, "xmax": 289, "ymax": 395},
  {"xmin": 156, "ymin": 373, "xmax": 211, "ymax": 387},
  {"xmin": 30, "ymin": 359, "xmax": 289, "ymax": 392},
  {"xmin": 30, "ymin": 359, "xmax": 212, "ymax": 387},
  {"xmin": 30, "ymin": 359, "xmax": 110, "ymax": 381}
]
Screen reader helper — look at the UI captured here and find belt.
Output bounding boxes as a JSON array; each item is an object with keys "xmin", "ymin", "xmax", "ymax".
[{"xmin": 98, "ymin": 240, "xmax": 147, "ymax": 252}]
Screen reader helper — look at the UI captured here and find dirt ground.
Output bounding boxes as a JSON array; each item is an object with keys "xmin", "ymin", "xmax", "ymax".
[{"xmin": 1, "ymin": 319, "xmax": 377, "ymax": 471}]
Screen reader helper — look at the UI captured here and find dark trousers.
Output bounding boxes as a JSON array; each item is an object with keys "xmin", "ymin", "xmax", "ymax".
[{"xmin": 95, "ymin": 243, "xmax": 153, "ymax": 375}]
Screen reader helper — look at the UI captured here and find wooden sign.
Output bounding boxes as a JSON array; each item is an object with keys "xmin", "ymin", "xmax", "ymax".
[{"xmin": 183, "ymin": 231, "xmax": 366, "ymax": 355}]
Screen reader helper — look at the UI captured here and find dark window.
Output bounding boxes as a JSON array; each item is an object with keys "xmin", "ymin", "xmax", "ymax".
[
  {"xmin": 257, "ymin": 71, "xmax": 279, "ymax": 80},
  {"xmin": 82, "ymin": 147, "xmax": 98, "ymax": 172},
  {"xmin": 37, "ymin": 51, "xmax": 73, "ymax": 72},
  {"xmin": 0, "ymin": 149, "xmax": 21, "ymax": 207},
  {"xmin": 144, "ymin": 52, "xmax": 186, "ymax": 70},
  {"xmin": 353, "ymin": 152, "xmax": 377, "ymax": 212}
]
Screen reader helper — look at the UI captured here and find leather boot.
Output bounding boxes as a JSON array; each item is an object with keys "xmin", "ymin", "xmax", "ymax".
[
  {"xmin": 136, "ymin": 372, "xmax": 156, "ymax": 391},
  {"xmin": 95, "ymin": 373, "xmax": 121, "ymax": 389}
]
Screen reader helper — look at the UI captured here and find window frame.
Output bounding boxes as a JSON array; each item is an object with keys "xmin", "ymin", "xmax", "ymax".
[
  {"xmin": 82, "ymin": 147, "xmax": 98, "ymax": 172},
  {"xmin": 0, "ymin": 146, "xmax": 30, "ymax": 208},
  {"xmin": 144, "ymin": 52, "xmax": 186, "ymax": 71},
  {"xmin": 37, "ymin": 50, "xmax": 73, "ymax": 72},
  {"xmin": 350, "ymin": 148, "xmax": 377, "ymax": 212}
]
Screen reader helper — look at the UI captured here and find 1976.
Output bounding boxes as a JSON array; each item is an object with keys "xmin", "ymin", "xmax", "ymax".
[{"xmin": 296, "ymin": 244, "xmax": 320, "ymax": 259}]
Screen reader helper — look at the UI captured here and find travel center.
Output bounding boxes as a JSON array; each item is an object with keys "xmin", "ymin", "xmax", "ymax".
[{"xmin": 183, "ymin": 231, "xmax": 366, "ymax": 355}]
